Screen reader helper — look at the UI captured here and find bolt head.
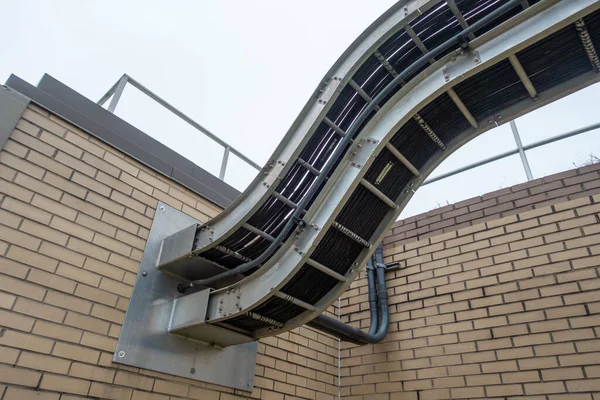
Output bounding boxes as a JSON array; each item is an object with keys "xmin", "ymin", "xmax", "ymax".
[
  {"xmin": 190, "ymin": 368, "xmax": 196, "ymax": 374},
  {"xmin": 118, "ymin": 350, "xmax": 125, "ymax": 358},
  {"xmin": 142, "ymin": 271, "xmax": 147, "ymax": 277},
  {"xmin": 159, "ymin": 205, "xmax": 165, "ymax": 212}
]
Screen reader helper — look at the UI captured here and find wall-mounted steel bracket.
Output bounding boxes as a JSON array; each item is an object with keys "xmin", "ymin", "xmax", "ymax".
[{"xmin": 114, "ymin": 202, "xmax": 257, "ymax": 391}]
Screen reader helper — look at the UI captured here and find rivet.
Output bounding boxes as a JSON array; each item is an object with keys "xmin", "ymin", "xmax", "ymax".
[
  {"xmin": 142, "ymin": 271, "xmax": 147, "ymax": 277},
  {"xmin": 190, "ymin": 368, "xmax": 196, "ymax": 374},
  {"xmin": 118, "ymin": 350, "xmax": 125, "ymax": 358},
  {"xmin": 159, "ymin": 205, "xmax": 165, "ymax": 212}
]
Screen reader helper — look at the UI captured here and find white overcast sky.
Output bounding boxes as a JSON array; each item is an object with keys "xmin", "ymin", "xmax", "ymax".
[{"xmin": 2, "ymin": 0, "xmax": 599, "ymax": 218}]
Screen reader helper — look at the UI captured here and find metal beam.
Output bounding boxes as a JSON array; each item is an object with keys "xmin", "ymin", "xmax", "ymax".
[
  {"xmin": 510, "ymin": 120, "xmax": 534, "ymax": 181},
  {"xmin": 107, "ymin": 75, "xmax": 128, "ymax": 113},
  {"xmin": 219, "ymin": 146, "xmax": 230, "ymax": 180},
  {"xmin": 243, "ymin": 223, "xmax": 275, "ymax": 242},
  {"xmin": 360, "ymin": 178, "xmax": 398, "ymax": 209},
  {"xmin": 447, "ymin": 0, "xmax": 476, "ymax": 40},
  {"xmin": 348, "ymin": 79, "xmax": 381, "ymax": 111},
  {"xmin": 384, "ymin": 143, "xmax": 421, "ymax": 176},
  {"xmin": 324, "ymin": 117, "xmax": 347, "ymax": 137},
  {"xmin": 405, "ymin": 24, "xmax": 430, "ymax": 56},
  {"xmin": 274, "ymin": 292, "xmax": 317, "ymax": 312},
  {"xmin": 509, "ymin": 54, "xmax": 538, "ymax": 98},
  {"xmin": 305, "ymin": 258, "xmax": 348, "ymax": 282},
  {"xmin": 447, "ymin": 88, "xmax": 478, "ymax": 128},
  {"xmin": 272, "ymin": 191, "xmax": 298, "ymax": 209},
  {"xmin": 298, "ymin": 158, "xmax": 321, "ymax": 176}
]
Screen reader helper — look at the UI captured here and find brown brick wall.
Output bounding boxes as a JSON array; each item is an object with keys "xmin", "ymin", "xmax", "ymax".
[
  {"xmin": 341, "ymin": 175, "xmax": 600, "ymax": 399},
  {"xmin": 0, "ymin": 105, "xmax": 338, "ymax": 400}
]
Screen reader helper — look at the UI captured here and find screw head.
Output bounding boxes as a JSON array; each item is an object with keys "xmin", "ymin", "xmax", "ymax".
[
  {"xmin": 118, "ymin": 350, "xmax": 125, "ymax": 358},
  {"xmin": 142, "ymin": 271, "xmax": 147, "ymax": 277},
  {"xmin": 190, "ymin": 368, "xmax": 196, "ymax": 374},
  {"xmin": 159, "ymin": 205, "xmax": 165, "ymax": 212}
]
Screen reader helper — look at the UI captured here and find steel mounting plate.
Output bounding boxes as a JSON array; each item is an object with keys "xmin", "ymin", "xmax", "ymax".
[{"xmin": 113, "ymin": 202, "xmax": 257, "ymax": 391}]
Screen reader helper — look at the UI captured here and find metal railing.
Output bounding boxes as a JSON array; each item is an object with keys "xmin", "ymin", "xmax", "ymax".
[
  {"xmin": 97, "ymin": 74, "xmax": 261, "ymax": 181},
  {"xmin": 422, "ymin": 120, "xmax": 600, "ymax": 186}
]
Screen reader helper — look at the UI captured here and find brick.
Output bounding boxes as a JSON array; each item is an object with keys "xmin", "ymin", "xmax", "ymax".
[
  {"xmin": 39, "ymin": 241, "xmax": 85, "ymax": 266},
  {"xmin": 89, "ymin": 382, "xmax": 133, "ymax": 400},
  {"xmin": 519, "ymin": 356, "xmax": 559, "ymax": 370},
  {"xmin": 0, "ymin": 151, "xmax": 45, "ymax": 179},
  {"xmin": 451, "ymin": 387, "xmax": 484, "ymax": 399},
  {"xmin": 53, "ymin": 341, "xmax": 100, "ymax": 363},
  {"xmin": 560, "ymin": 352, "xmax": 600, "ymax": 366},
  {"xmin": 20, "ymin": 219, "xmax": 69, "ymax": 245},
  {"xmin": 75, "ymin": 284, "xmax": 118, "ymax": 307},
  {"xmin": 513, "ymin": 333, "xmax": 551, "ymax": 347},
  {"xmin": 44, "ymin": 172, "xmax": 87, "ymax": 198},
  {"xmin": 17, "ymin": 351, "xmax": 71, "ymax": 374},
  {"xmin": 0, "ymin": 364, "xmax": 42, "ymax": 387},
  {"xmin": 72, "ymin": 172, "xmax": 111, "ymax": 196},
  {"xmin": 525, "ymin": 382, "xmax": 566, "ymax": 395},
  {"xmin": 496, "ymin": 346, "xmax": 534, "ymax": 360},
  {"xmin": 486, "ymin": 384, "xmax": 523, "ymax": 397},
  {"xmin": 188, "ymin": 386, "xmax": 221, "ymax": 400},
  {"xmin": 0, "ymin": 275, "xmax": 46, "ymax": 301},
  {"xmin": 0, "ymin": 308, "xmax": 34, "ymax": 331},
  {"xmin": 1, "ymin": 179, "xmax": 35, "ymax": 202},
  {"xmin": 542, "ymin": 367, "xmax": 584, "ymax": 381},
  {"xmin": 57, "ymin": 263, "xmax": 102, "ymax": 286},
  {"xmin": 481, "ymin": 360, "xmax": 518, "ymax": 373},
  {"xmin": 113, "ymin": 371, "xmax": 154, "ymax": 391},
  {"xmin": 566, "ymin": 379, "xmax": 600, "ymax": 393},
  {"xmin": 27, "ymin": 150, "xmax": 72, "ymax": 178},
  {"xmin": 131, "ymin": 391, "xmax": 169, "ymax": 400},
  {"xmin": 62, "ymin": 192, "xmax": 102, "ymax": 219},
  {"xmin": 13, "ymin": 298, "xmax": 65, "ymax": 323},
  {"xmin": 45, "ymin": 291, "xmax": 92, "ymax": 315},
  {"xmin": 82, "ymin": 152, "xmax": 120, "ymax": 177},
  {"xmin": 553, "ymin": 328, "xmax": 595, "ymax": 343},
  {"xmin": 502, "ymin": 370, "xmax": 540, "ymax": 383},
  {"xmin": 154, "ymin": 379, "xmax": 189, "ymax": 396},
  {"xmin": 91, "ymin": 304, "xmax": 125, "ymax": 324},
  {"xmin": 3, "ymin": 387, "xmax": 59, "ymax": 400}
]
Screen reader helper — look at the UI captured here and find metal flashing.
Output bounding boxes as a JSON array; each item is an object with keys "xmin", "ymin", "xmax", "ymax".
[
  {"xmin": 4, "ymin": 74, "xmax": 240, "ymax": 208},
  {"xmin": 0, "ymin": 85, "xmax": 30, "ymax": 150},
  {"xmin": 114, "ymin": 202, "xmax": 257, "ymax": 390}
]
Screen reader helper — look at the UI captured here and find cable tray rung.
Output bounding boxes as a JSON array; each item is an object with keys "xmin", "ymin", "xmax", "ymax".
[{"xmin": 305, "ymin": 258, "xmax": 347, "ymax": 282}]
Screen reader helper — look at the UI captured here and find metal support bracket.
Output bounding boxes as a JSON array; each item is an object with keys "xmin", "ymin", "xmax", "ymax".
[
  {"xmin": 114, "ymin": 202, "xmax": 257, "ymax": 391},
  {"xmin": 316, "ymin": 76, "xmax": 342, "ymax": 105}
]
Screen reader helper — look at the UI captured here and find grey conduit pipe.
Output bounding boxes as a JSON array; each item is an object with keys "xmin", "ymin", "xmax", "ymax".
[{"xmin": 307, "ymin": 244, "xmax": 390, "ymax": 345}]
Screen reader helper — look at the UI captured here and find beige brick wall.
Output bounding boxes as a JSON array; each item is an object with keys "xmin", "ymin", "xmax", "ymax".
[
  {"xmin": 341, "ymin": 171, "xmax": 600, "ymax": 399},
  {"xmin": 0, "ymin": 105, "xmax": 338, "ymax": 400}
]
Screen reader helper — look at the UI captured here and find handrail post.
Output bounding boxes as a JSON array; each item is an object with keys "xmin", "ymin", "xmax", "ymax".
[
  {"xmin": 219, "ymin": 146, "xmax": 231, "ymax": 180},
  {"xmin": 510, "ymin": 120, "xmax": 534, "ymax": 181},
  {"xmin": 107, "ymin": 75, "xmax": 129, "ymax": 113}
]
